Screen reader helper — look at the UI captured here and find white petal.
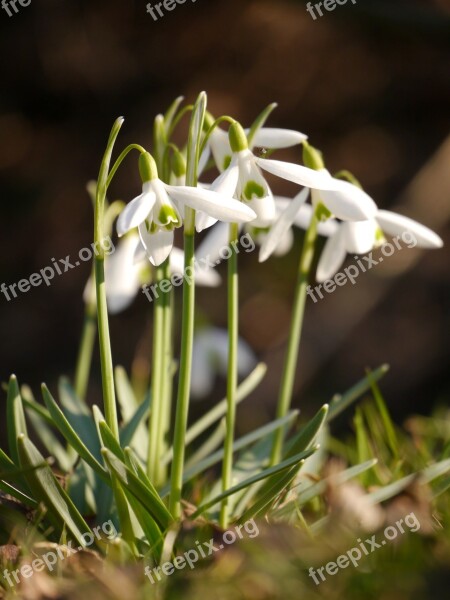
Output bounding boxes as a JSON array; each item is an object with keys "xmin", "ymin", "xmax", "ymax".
[
  {"xmin": 191, "ymin": 334, "xmax": 214, "ymax": 399},
  {"xmin": 210, "ymin": 161, "xmax": 239, "ymax": 197},
  {"xmin": 259, "ymin": 188, "xmax": 309, "ymax": 262},
  {"xmin": 117, "ymin": 186, "xmax": 156, "ymax": 236},
  {"xmin": 106, "ymin": 235, "xmax": 143, "ymax": 314},
  {"xmin": 319, "ymin": 180, "xmax": 378, "ymax": 222},
  {"xmin": 341, "ymin": 220, "xmax": 377, "ymax": 254},
  {"xmin": 196, "ymin": 221, "xmax": 231, "ymax": 265},
  {"xmin": 195, "ymin": 212, "xmax": 218, "ymax": 233},
  {"xmin": 245, "ymin": 191, "xmax": 277, "ymax": 227},
  {"xmin": 138, "ymin": 224, "xmax": 174, "ymax": 266},
  {"xmin": 169, "ymin": 247, "xmax": 221, "ymax": 287},
  {"xmin": 165, "ymin": 184, "xmax": 256, "ymax": 224},
  {"xmin": 198, "ymin": 146, "xmax": 211, "ymax": 176},
  {"xmin": 210, "ymin": 128, "xmax": 232, "ymax": 172},
  {"xmin": 248, "ymin": 128, "xmax": 307, "ymax": 149},
  {"xmin": 296, "ymin": 204, "xmax": 339, "ymax": 237},
  {"xmin": 257, "ymin": 158, "xmax": 340, "ymax": 190},
  {"xmin": 375, "ymin": 210, "xmax": 443, "ymax": 249},
  {"xmin": 316, "ymin": 229, "xmax": 347, "ymax": 282}
]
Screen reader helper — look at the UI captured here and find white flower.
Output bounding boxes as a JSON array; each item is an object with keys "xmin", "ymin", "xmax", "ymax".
[
  {"xmin": 83, "ymin": 233, "xmax": 143, "ymax": 315},
  {"xmin": 191, "ymin": 327, "xmax": 257, "ymax": 399},
  {"xmin": 316, "ymin": 210, "xmax": 443, "ymax": 282},
  {"xmin": 259, "ymin": 188, "xmax": 340, "ymax": 262},
  {"xmin": 200, "ymin": 122, "xmax": 307, "ymax": 174},
  {"xmin": 256, "ymin": 162, "xmax": 378, "ymax": 222},
  {"xmin": 116, "ymin": 152, "xmax": 256, "ymax": 266}
]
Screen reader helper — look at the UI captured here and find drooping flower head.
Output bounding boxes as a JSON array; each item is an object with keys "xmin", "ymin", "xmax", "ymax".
[{"xmin": 116, "ymin": 151, "xmax": 256, "ymax": 266}]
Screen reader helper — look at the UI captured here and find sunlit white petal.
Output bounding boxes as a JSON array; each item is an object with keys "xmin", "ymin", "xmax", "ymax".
[
  {"xmin": 341, "ymin": 220, "xmax": 378, "ymax": 254},
  {"xmin": 165, "ymin": 184, "xmax": 256, "ymax": 223},
  {"xmin": 376, "ymin": 210, "xmax": 443, "ymax": 249},
  {"xmin": 319, "ymin": 180, "xmax": 378, "ymax": 222},
  {"xmin": 259, "ymin": 188, "xmax": 309, "ymax": 262},
  {"xmin": 117, "ymin": 184, "xmax": 156, "ymax": 236},
  {"xmin": 138, "ymin": 223, "xmax": 174, "ymax": 266},
  {"xmin": 316, "ymin": 229, "xmax": 347, "ymax": 282},
  {"xmin": 256, "ymin": 158, "xmax": 340, "ymax": 190},
  {"xmin": 248, "ymin": 128, "xmax": 307, "ymax": 149}
]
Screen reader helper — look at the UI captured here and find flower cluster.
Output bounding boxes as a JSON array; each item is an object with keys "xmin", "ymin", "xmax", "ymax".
[{"xmin": 93, "ymin": 99, "xmax": 442, "ymax": 313}]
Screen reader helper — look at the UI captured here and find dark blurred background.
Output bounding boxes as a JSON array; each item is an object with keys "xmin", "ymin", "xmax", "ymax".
[{"xmin": 0, "ymin": 0, "xmax": 449, "ymax": 436}]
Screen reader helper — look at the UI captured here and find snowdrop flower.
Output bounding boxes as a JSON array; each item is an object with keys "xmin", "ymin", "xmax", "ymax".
[
  {"xmin": 116, "ymin": 152, "xmax": 256, "ymax": 266},
  {"xmin": 255, "ymin": 141, "xmax": 378, "ymax": 222},
  {"xmin": 200, "ymin": 112, "xmax": 308, "ymax": 174},
  {"xmin": 191, "ymin": 327, "xmax": 257, "ymax": 399},
  {"xmin": 316, "ymin": 210, "xmax": 443, "ymax": 282},
  {"xmin": 259, "ymin": 188, "xmax": 340, "ymax": 262},
  {"xmin": 83, "ymin": 233, "xmax": 143, "ymax": 315},
  {"xmin": 84, "ymin": 232, "xmax": 222, "ymax": 316}
]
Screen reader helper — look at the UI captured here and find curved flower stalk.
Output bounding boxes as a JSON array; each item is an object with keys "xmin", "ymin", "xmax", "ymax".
[
  {"xmin": 116, "ymin": 151, "xmax": 256, "ymax": 266},
  {"xmin": 316, "ymin": 210, "xmax": 444, "ymax": 282},
  {"xmin": 190, "ymin": 327, "xmax": 257, "ymax": 399}
]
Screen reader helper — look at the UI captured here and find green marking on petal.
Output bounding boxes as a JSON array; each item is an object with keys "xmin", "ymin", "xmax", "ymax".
[
  {"xmin": 158, "ymin": 205, "xmax": 181, "ymax": 228},
  {"xmin": 243, "ymin": 180, "xmax": 265, "ymax": 200},
  {"xmin": 316, "ymin": 202, "xmax": 332, "ymax": 221},
  {"xmin": 375, "ymin": 227, "xmax": 385, "ymax": 245},
  {"xmin": 223, "ymin": 155, "xmax": 232, "ymax": 171}
]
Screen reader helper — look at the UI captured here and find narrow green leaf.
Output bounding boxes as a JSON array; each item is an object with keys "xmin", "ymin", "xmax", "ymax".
[
  {"xmin": 7, "ymin": 375, "xmax": 27, "ymax": 465},
  {"xmin": 101, "ymin": 449, "xmax": 173, "ymax": 530},
  {"xmin": 163, "ymin": 363, "xmax": 267, "ymax": 465},
  {"xmin": 367, "ymin": 369, "xmax": 399, "ymax": 459},
  {"xmin": 191, "ymin": 447, "xmax": 318, "ymax": 518},
  {"xmin": 18, "ymin": 435, "xmax": 91, "ymax": 546},
  {"xmin": 41, "ymin": 384, "xmax": 108, "ymax": 480},
  {"xmin": 161, "ymin": 411, "xmax": 297, "ymax": 497}
]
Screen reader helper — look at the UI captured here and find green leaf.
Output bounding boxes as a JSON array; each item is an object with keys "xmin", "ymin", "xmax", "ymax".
[
  {"xmin": 163, "ymin": 363, "xmax": 267, "ymax": 466},
  {"xmin": 328, "ymin": 364, "xmax": 389, "ymax": 421},
  {"xmin": 164, "ymin": 96, "xmax": 185, "ymax": 133},
  {"xmin": 120, "ymin": 400, "xmax": 149, "ymax": 449},
  {"xmin": 41, "ymin": 384, "xmax": 108, "ymax": 480},
  {"xmin": 58, "ymin": 378, "xmax": 101, "ymax": 460},
  {"xmin": 161, "ymin": 411, "xmax": 298, "ymax": 497},
  {"xmin": 115, "ymin": 366, "xmax": 138, "ymax": 421},
  {"xmin": 191, "ymin": 447, "xmax": 318, "ymax": 519},
  {"xmin": 25, "ymin": 407, "xmax": 73, "ymax": 472},
  {"xmin": 6, "ymin": 375, "xmax": 27, "ymax": 465},
  {"xmin": 273, "ymin": 459, "xmax": 378, "ymax": 519},
  {"xmin": 17, "ymin": 435, "xmax": 91, "ymax": 546},
  {"xmin": 101, "ymin": 449, "xmax": 173, "ymax": 531},
  {"xmin": 367, "ymin": 369, "xmax": 399, "ymax": 459}
]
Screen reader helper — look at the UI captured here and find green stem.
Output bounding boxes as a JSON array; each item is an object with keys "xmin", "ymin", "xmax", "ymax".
[
  {"xmin": 148, "ymin": 260, "xmax": 169, "ymax": 485},
  {"xmin": 159, "ymin": 277, "xmax": 174, "ymax": 483},
  {"xmin": 169, "ymin": 92, "xmax": 206, "ymax": 518},
  {"xmin": 220, "ymin": 222, "xmax": 239, "ymax": 528},
  {"xmin": 270, "ymin": 208, "xmax": 320, "ymax": 465},
  {"xmin": 94, "ymin": 118, "xmax": 124, "ymax": 440},
  {"xmin": 169, "ymin": 230, "xmax": 195, "ymax": 517},
  {"xmin": 105, "ymin": 144, "xmax": 146, "ymax": 190}
]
